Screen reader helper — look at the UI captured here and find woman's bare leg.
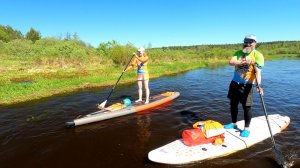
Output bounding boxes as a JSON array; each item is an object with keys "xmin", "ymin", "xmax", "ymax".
[
  {"xmin": 136, "ymin": 80, "xmax": 143, "ymax": 102},
  {"xmin": 144, "ymin": 79, "xmax": 150, "ymax": 104}
]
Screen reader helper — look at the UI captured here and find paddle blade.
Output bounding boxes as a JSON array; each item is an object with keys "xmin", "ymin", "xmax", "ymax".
[
  {"xmin": 274, "ymin": 146, "xmax": 290, "ymax": 168},
  {"xmin": 97, "ymin": 100, "xmax": 107, "ymax": 109}
]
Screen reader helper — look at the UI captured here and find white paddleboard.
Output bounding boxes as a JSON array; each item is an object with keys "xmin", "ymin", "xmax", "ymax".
[
  {"xmin": 65, "ymin": 92, "xmax": 180, "ymax": 127},
  {"xmin": 148, "ymin": 114, "xmax": 290, "ymax": 164}
]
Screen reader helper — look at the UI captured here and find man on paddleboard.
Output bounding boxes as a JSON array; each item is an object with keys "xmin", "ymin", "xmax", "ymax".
[{"xmin": 225, "ymin": 34, "xmax": 264, "ymax": 137}]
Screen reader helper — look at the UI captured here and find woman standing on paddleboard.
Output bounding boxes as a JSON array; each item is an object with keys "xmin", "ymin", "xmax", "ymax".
[
  {"xmin": 225, "ymin": 34, "xmax": 264, "ymax": 138},
  {"xmin": 124, "ymin": 47, "xmax": 150, "ymax": 104}
]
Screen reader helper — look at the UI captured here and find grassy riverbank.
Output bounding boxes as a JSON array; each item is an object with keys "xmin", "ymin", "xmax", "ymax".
[
  {"xmin": 1, "ymin": 53, "xmax": 298, "ymax": 106},
  {"xmin": 1, "ymin": 38, "xmax": 300, "ymax": 105},
  {"xmin": 0, "ymin": 52, "xmax": 228, "ymax": 105}
]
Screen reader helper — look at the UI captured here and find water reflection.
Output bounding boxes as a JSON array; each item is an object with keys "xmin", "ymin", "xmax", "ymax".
[{"xmin": 136, "ymin": 114, "xmax": 151, "ymax": 148}]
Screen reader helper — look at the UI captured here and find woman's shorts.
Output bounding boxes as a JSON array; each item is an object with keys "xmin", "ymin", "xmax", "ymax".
[{"xmin": 137, "ymin": 73, "xmax": 149, "ymax": 81}]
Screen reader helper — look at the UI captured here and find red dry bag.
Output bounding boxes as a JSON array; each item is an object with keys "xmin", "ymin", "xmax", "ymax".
[{"xmin": 182, "ymin": 128, "xmax": 224, "ymax": 146}]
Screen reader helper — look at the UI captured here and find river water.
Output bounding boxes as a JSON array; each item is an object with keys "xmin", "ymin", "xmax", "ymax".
[{"xmin": 0, "ymin": 59, "xmax": 299, "ymax": 168}]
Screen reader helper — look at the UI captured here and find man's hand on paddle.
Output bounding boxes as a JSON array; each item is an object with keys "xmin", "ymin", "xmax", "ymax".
[
  {"xmin": 256, "ymin": 85, "xmax": 264, "ymax": 96},
  {"xmin": 246, "ymin": 57, "xmax": 254, "ymax": 65}
]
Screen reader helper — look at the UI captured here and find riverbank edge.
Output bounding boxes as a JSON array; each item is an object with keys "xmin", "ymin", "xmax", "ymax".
[{"xmin": 1, "ymin": 55, "xmax": 298, "ymax": 106}]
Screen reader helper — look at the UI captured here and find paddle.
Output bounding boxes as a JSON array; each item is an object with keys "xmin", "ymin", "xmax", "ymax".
[
  {"xmin": 96, "ymin": 53, "xmax": 135, "ymax": 109},
  {"xmin": 252, "ymin": 63, "xmax": 288, "ymax": 167}
]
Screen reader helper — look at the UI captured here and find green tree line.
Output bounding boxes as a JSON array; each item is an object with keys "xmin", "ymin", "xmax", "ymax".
[
  {"xmin": 1, "ymin": 24, "xmax": 300, "ymax": 68},
  {"xmin": 155, "ymin": 41, "xmax": 300, "ymax": 58},
  {"xmin": 0, "ymin": 25, "xmax": 41, "ymax": 42}
]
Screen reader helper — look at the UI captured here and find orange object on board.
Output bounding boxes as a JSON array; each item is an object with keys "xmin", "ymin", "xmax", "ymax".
[{"xmin": 182, "ymin": 128, "xmax": 224, "ymax": 146}]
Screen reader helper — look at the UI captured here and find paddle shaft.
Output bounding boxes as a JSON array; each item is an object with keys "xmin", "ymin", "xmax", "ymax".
[
  {"xmin": 251, "ymin": 45, "xmax": 278, "ymax": 147},
  {"xmin": 252, "ymin": 44, "xmax": 287, "ymax": 167},
  {"xmin": 104, "ymin": 54, "xmax": 135, "ymax": 101},
  {"xmin": 252, "ymin": 64, "xmax": 285, "ymax": 167},
  {"xmin": 253, "ymin": 67, "xmax": 276, "ymax": 145}
]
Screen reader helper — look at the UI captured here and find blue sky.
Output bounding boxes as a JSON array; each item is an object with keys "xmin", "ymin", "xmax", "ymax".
[{"xmin": 1, "ymin": 0, "xmax": 299, "ymax": 48}]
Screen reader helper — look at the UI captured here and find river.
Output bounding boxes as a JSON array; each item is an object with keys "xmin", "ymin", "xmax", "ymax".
[{"xmin": 0, "ymin": 58, "xmax": 299, "ymax": 168}]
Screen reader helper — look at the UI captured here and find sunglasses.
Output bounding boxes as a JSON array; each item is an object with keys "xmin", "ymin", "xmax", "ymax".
[{"xmin": 244, "ymin": 39, "xmax": 255, "ymax": 44}]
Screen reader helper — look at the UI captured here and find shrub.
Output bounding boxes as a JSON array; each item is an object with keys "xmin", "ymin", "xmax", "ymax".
[
  {"xmin": 4, "ymin": 39, "xmax": 32, "ymax": 57},
  {"xmin": 109, "ymin": 43, "xmax": 136, "ymax": 65}
]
